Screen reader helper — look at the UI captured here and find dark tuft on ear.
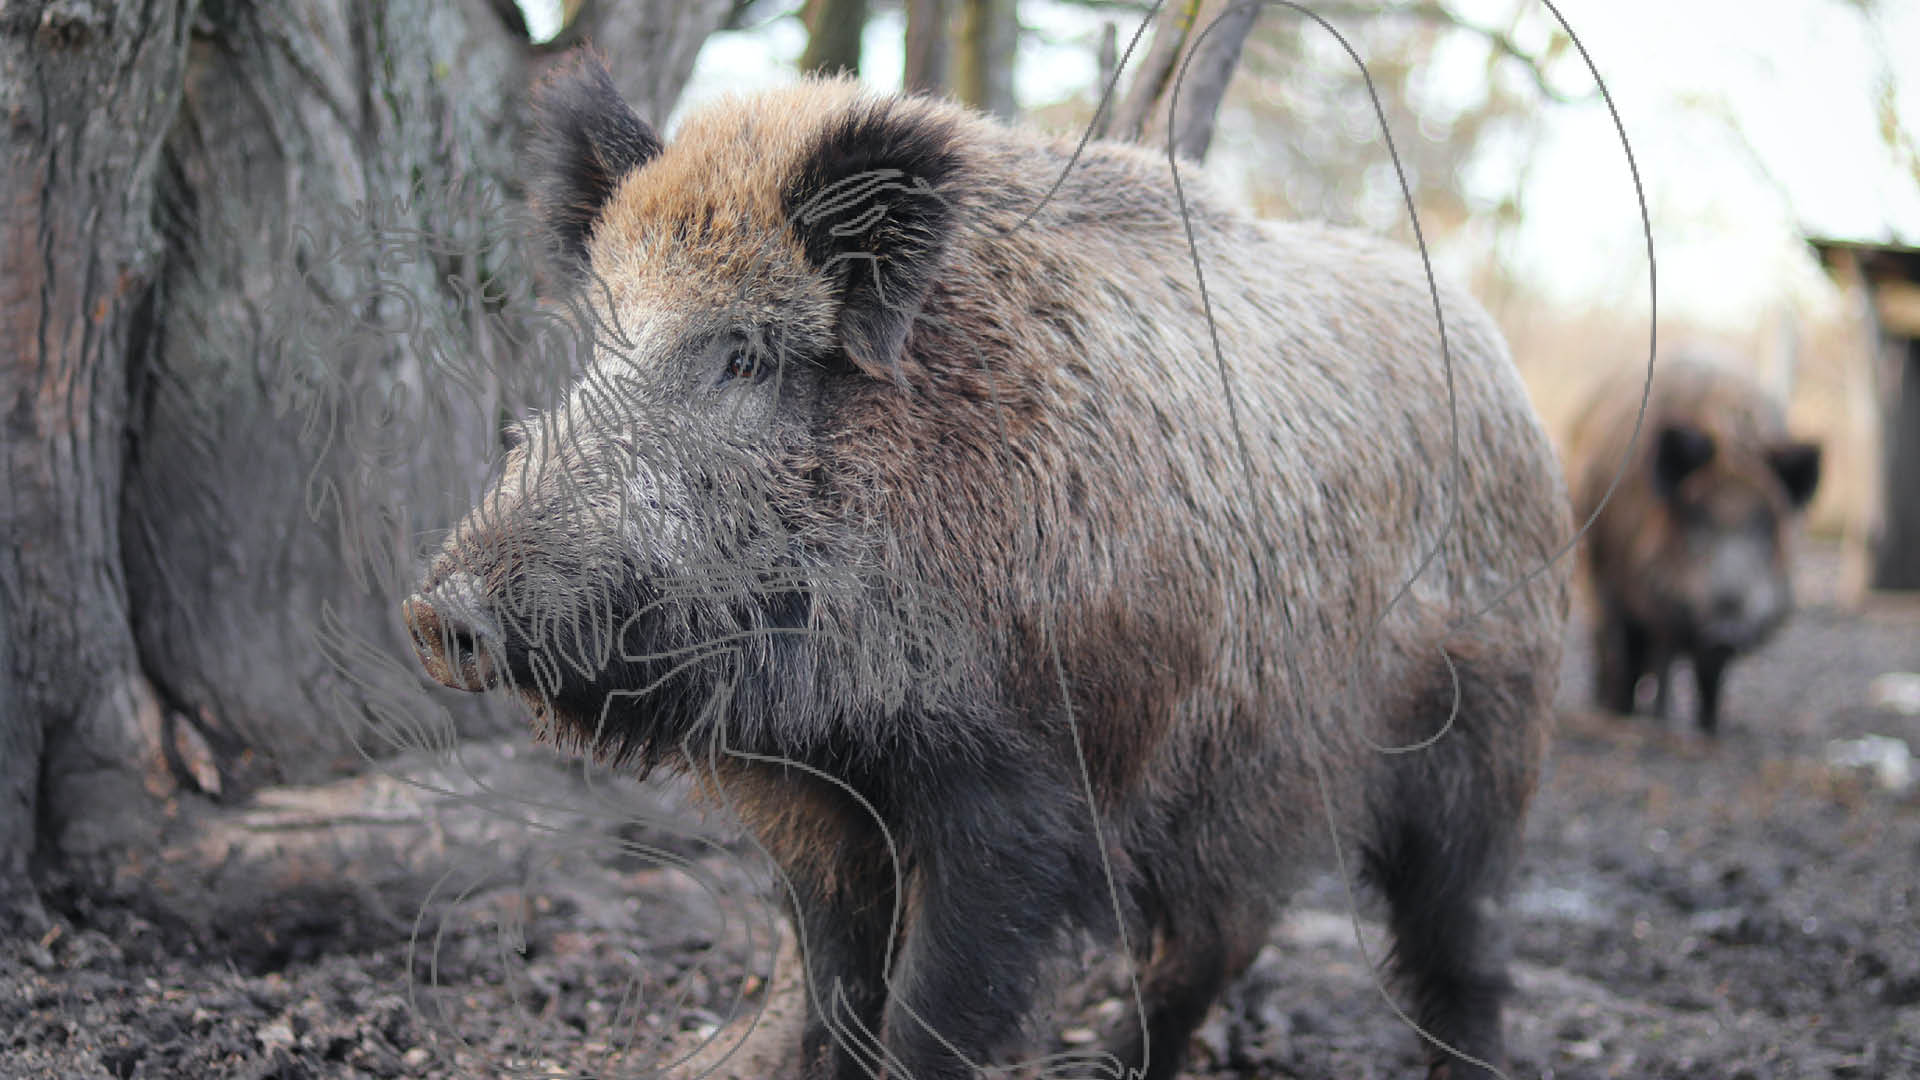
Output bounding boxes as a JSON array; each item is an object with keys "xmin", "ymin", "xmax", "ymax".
[
  {"xmin": 1767, "ymin": 440, "xmax": 1821, "ymax": 510},
  {"xmin": 528, "ymin": 47, "xmax": 663, "ymax": 280},
  {"xmin": 1653, "ymin": 423, "xmax": 1715, "ymax": 499},
  {"xmin": 781, "ymin": 102, "xmax": 962, "ymax": 379}
]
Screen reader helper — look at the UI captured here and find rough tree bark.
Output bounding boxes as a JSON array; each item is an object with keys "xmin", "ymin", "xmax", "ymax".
[
  {"xmin": 122, "ymin": 0, "xmax": 535, "ymax": 809},
  {"xmin": 1, "ymin": 0, "xmax": 201, "ymax": 935},
  {"xmin": 557, "ymin": 0, "xmax": 734, "ymax": 124},
  {"xmin": 0, "ymin": 0, "xmax": 726, "ymax": 935}
]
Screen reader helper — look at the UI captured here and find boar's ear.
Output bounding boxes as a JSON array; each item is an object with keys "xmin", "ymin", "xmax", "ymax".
[
  {"xmin": 782, "ymin": 104, "xmax": 961, "ymax": 378},
  {"xmin": 528, "ymin": 48, "xmax": 663, "ymax": 280},
  {"xmin": 1653, "ymin": 423, "xmax": 1715, "ymax": 498},
  {"xmin": 1768, "ymin": 440, "xmax": 1821, "ymax": 509}
]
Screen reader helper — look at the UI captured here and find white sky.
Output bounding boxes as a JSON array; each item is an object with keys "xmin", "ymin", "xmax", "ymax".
[{"xmin": 519, "ymin": 0, "xmax": 1920, "ymax": 330}]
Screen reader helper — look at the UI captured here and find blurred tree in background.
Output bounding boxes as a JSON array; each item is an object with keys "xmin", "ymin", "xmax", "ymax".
[
  {"xmin": 777, "ymin": 0, "xmax": 1580, "ymax": 289},
  {"xmin": 799, "ymin": 0, "xmax": 871, "ymax": 73}
]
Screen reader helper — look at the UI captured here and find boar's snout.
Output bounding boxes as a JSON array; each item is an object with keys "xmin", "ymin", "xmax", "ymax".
[{"xmin": 403, "ymin": 571, "xmax": 502, "ymax": 693}]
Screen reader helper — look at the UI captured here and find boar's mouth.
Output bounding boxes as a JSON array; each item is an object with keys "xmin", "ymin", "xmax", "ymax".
[
  {"xmin": 406, "ymin": 567, "xmax": 659, "ymax": 695},
  {"xmin": 402, "ymin": 573, "xmax": 505, "ymax": 692},
  {"xmin": 1694, "ymin": 609, "xmax": 1784, "ymax": 654}
]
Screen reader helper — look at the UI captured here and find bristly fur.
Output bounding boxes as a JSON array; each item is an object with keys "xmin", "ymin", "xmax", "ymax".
[
  {"xmin": 528, "ymin": 48, "xmax": 665, "ymax": 278},
  {"xmin": 408, "ymin": 47, "xmax": 1575, "ymax": 1080}
]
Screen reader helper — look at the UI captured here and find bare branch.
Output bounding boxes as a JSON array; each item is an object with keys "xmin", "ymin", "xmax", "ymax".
[
  {"xmin": 1111, "ymin": 0, "xmax": 1588, "ymax": 165},
  {"xmin": 1309, "ymin": 1, "xmax": 1590, "ymax": 106}
]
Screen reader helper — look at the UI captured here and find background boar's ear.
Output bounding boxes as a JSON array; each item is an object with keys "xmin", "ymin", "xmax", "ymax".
[
  {"xmin": 1653, "ymin": 423, "xmax": 1715, "ymax": 498},
  {"xmin": 529, "ymin": 48, "xmax": 663, "ymax": 279},
  {"xmin": 1767, "ymin": 440, "xmax": 1822, "ymax": 509},
  {"xmin": 782, "ymin": 104, "xmax": 961, "ymax": 378}
]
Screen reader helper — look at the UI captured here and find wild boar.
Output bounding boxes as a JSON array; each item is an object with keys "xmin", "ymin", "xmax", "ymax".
[
  {"xmin": 403, "ymin": 49, "xmax": 1571, "ymax": 1080},
  {"xmin": 1568, "ymin": 354, "xmax": 1821, "ymax": 734}
]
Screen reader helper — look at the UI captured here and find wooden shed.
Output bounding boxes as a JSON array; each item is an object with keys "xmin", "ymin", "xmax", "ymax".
[{"xmin": 1808, "ymin": 237, "xmax": 1920, "ymax": 591}]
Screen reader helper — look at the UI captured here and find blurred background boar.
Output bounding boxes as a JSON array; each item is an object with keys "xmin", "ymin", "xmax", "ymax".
[
  {"xmin": 402, "ymin": 49, "xmax": 1571, "ymax": 1080},
  {"xmin": 1569, "ymin": 353, "xmax": 1823, "ymax": 734}
]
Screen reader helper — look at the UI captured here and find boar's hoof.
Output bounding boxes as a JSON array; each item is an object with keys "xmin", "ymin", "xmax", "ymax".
[{"xmin": 403, "ymin": 573, "xmax": 502, "ymax": 692}]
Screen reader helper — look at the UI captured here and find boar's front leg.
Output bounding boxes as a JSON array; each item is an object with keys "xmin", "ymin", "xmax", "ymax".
[
  {"xmin": 789, "ymin": 849, "xmax": 897, "ymax": 1080},
  {"xmin": 755, "ymin": 780, "xmax": 898, "ymax": 1080},
  {"xmin": 1647, "ymin": 639, "xmax": 1677, "ymax": 722},
  {"xmin": 878, "ymin": 755, "xmax": 1106, "ymax": 1079},
  {"xmin": 1109, "ymin": 905, "xmax": 1273, "ymax": 1080},
  {"xmin": 1593, "ymin": 604, "xmax": 1647, "ymax": 717},
  {"xmin": 1692, "ymin": 645, "xmax": 1733, "ymax": 736}
]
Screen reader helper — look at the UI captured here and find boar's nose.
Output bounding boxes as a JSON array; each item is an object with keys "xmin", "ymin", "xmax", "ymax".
[
  {"xmin": 403, "ymin": 572, "xmax": 502, "ymax": 692},
  {"xmin": 1710, "ymin": 590, "xmax": 1746, "ymax": 622}
]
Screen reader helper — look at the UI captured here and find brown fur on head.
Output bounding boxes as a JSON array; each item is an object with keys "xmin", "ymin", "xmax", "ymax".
[
  {"xmin": 407, "ymin": 47, "xmax": 1573, "ymax": 1080},
  {"xmin": 531, "ymin": 49, "xmax": 963, "ymax": 382},
  {"xmin": 1569, "ymin": 354, "xmax": 1821, "ymax": 729}
]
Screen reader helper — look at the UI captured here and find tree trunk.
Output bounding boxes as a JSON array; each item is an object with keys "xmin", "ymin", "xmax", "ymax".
[
  {"xmin": 1, "ymin": 0, "xmax": 724, "ymax": 935},
  {"xmin": 558, "ymin": 0, "xmax": 733, "ymax": 123},
  {"xmin": 1154, "ymin": 0, "xmax": 1257, "ymax": 162},
  {"xmin": 1109, "ymin": 0, "xmax": 1193, "ymax": 144},
  {"xmin": 1, "ymin": 0, "xmax": 200, "ymax": 936},
  {"xmin": 903, "ymin": 0, "xmax": 952, "ymax": 97},
  {"xmin": 1090, "ymin": 19, "xmax": 1119, "ymax": 139},
  {"xmin": 1873, "ymin": 338, "xmax": 1920, "ymax": 590},
  {"xmin": 953, "ymin": 0, "xmax": 1019, "ymax": 119},
  {"xmin": 120, "ymin": 0, "xmax": 540, "ymax": 804},
  {"xmin": 798, "ymin": 0, "xmax": 869, "ymax": 77},
  {"xmin": 1111, "ymin": 0, "xmax": 1258, "ymax": 162}
]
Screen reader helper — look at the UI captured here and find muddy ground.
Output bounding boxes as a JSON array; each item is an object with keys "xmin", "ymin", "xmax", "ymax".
[{"xmin": 4, "ymin": 540, "xmax": 1918, "ymax": 1079}]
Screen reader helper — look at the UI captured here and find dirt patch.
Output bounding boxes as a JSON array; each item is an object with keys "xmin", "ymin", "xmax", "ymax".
[{"xmin": 5, "ymin": 542, "xmax": 1917, "ymax": 1078}]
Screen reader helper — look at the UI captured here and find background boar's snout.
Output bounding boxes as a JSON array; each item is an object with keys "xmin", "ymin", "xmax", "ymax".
[
  {"xmin": 403, "ymin": 571, "xmax": 501, "ymax": 692},
  {"xmin": 1712, "ymin": 589, "xmax": 1747, "ymax": 622}
]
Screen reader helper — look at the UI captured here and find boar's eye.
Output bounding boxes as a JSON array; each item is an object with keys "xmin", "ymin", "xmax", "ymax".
[
  {"xmin": 721, "ymin": 348, "xmax": 769, "ymax": 384},
  {"xmin": 1654, "ymin": 423, "xmax": 1715, "ymax": 499},
  {"xmin": 1767, "ymin": 440, "xmax": 1821, "ymax": 509}
]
